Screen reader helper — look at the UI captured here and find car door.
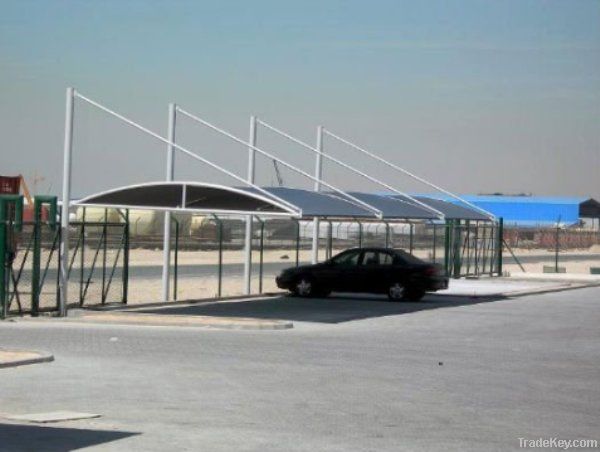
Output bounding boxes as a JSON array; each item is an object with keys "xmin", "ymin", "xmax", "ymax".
[
  {"xmin": 356, "ymin": 250, "xmax": 379, "ymax": 292},
  {"xmin": 358, "ymin": 250, "xmax": 395, "ymax": 293},
  {"xmin": 325, "ymin": 249, "xmax": 363, "ymax": 292}
]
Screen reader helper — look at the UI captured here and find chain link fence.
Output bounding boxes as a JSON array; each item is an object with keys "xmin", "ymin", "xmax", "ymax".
[
  {"xmin": 503, "ymin": 226, "xmax": 600, "ymax": 275},
  {"xmin": 5, "ymin": 221, "xmax": 60, "ymax": 314},
  {"xmin": 3, "ymin": 202, "xmax": 505, "ymax": 315}
]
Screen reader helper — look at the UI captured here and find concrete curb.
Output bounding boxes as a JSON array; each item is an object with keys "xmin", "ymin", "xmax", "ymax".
[
  {"xmin": 506, "ymin": 276, "xmax": 600, "ymax": 284},
  {"xmin": 500, "ymin": 281, "xmax": 600, "ymax": 298},
  {"xmin": 0, "ymin": 348, "xmax": 54, "ymax": 369},
  {"xmin": 83, "ymin": 292, "xmax": 287, "ymax": 312},
  {"xmin": 68, "ymin": 312, "xmax": 293, "ymax": 331},
  {"xmin": 437, "ymin": 281, "xmax": 600, "ymax": 301}
]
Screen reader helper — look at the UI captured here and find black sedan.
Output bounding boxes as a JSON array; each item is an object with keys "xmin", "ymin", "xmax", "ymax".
[{"xmin": 276, "ymin": 247, "xmax": 448, "ymax": 301}]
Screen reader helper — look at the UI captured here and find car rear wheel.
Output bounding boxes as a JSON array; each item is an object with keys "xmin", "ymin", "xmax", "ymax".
[{"xmin": 388, "ymin": 282, "xmax": 405, "ymax": 301}]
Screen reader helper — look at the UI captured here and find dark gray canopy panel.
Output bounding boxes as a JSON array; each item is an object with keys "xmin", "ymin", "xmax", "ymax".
[
  {"xmin": 409, "ymin": 196, "xmax": 491, "ymax": 221},
  {"xmin": 76, "ymin": 182, "xmax": 294, "ymax": 214},
  {"xmin": 243, "ymin": 187, "xmax": 377, "ymax": 218},
  {"xmin": 244, "ymin": 188, "xmax": 445, "ymax": 220},
  {"xmin": 346, "ymin": 192, "xmax": 439, "ymax": 220}
]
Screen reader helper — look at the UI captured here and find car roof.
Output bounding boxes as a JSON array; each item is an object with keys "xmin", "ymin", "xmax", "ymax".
[{"xmin": 343, "ymin": 247, "xmax": 401, "ymax": 253}]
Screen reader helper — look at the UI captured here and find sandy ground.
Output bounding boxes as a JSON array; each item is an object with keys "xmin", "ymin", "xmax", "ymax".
[
  {"xmin": 504, "ymin": 246, "xmax": 600, "ymax": 275},
  {"xmin": 503, "ymin": 261, "xmax": 600, "ymax": 275}
]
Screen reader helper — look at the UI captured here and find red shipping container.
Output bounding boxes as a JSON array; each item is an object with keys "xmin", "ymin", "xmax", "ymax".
[{"xmin": 0, "ymin": 176, "xmax": 20, "ymax": 195}]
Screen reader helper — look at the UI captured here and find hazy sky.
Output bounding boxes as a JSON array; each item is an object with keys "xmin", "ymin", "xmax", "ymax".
[{"xmin": 1, "ymin": 0, "xmax": 598, "ymax": 200}]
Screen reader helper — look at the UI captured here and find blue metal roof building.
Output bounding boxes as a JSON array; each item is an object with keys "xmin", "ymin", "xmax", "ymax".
[{"xmin": 413, "ymin": 194, "xmax": 600, "ymax": 227}]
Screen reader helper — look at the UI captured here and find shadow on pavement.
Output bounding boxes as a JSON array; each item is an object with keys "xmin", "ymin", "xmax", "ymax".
[
  {"xmin": 133, "ymin": 293, "xmax": 506, "ymax": 324},
  {"xmin": 0, "ymin": 423, "xmax": 139, "ymax": 451}
]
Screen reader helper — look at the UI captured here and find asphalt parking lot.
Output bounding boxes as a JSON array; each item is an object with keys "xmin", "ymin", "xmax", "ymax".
[{"xmin": 0, "ymin": 286, "xmax": 599, "ymax": 451}]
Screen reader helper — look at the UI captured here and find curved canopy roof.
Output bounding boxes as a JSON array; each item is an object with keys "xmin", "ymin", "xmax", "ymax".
[
  {"xmin": 75, "ymin": 182, "xmax": 300, "ymax": 216},
  {"xmin": 75, "ymin": 182, "xmax": 492, "ymax": 221}
]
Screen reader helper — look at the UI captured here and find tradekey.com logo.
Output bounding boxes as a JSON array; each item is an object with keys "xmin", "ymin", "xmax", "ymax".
[{"xmin": 518, "ymin": 437, "xmax": 598, "ymax": 450}]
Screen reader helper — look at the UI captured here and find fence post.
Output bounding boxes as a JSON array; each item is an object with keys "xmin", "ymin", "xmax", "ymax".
[
  {"xmin": 444, "ymin": 220, "xmax": 452, "ymax": 276},
  {"xmin": 295, "ymin": 220, "xmax": 300, "ymax": 267},
  {"xmin": 326, "ymin": 221, "xmax": 333, "ymax": 259},
  {"xmin": 31, "ymin": 203, "xmax": 41, "ymax": 316},
  {"xmin": 258, "ymin": 217, "xmax": 265, "ymax": 294},
  {"xmin": 432, "ymin": 223, "xmax": 437, "ymax": 263},
  {"xmin": 473, "ymin": 221, "xmax": 479, "ymax": 275},
  {"xmin": 80, "ymin": 208, "xmax": 85, "ymax": 303},
  {"xmin": 0, "ymin": 196, "xmax": 23, "ymax": 318},
  {"xmin": 0, "ymin": 202, "xmax": 6, "ymax": 319},
  {"xmin": 101, "ymin": 209, "xmax": 108, "ymax": 304},
  {"xmin": 31, "ymin": 196, "xmax": 56, "ymax": 316},
  {"xmin": 212, "ymin": 214, "xmax": 222, "ymax": 298},
  {"xmin": 122, "ymin": 209, "xmax": 130, "ymax": 304},
  {"xmin": 465, "ymin": 220, "xmax": 471, "ymax": 275},
  {"xmin": 554, "ymin": 219, "xmax": 560, "ymax": 274},
  {"xmin": 453, "ymin": 221, "xmax": 462, "ymax": 279},
  {"xmin": 173, "ymin": 216, "xmax": 179, "ymax": 301},
  {"xmin": 358, "ymin": 221, "xmax": 363, "ymax": 248},
  {"xmin": 384, "ymin": 221, "xmax": 391, "ymax": 249},
  {"xmin": 409, "ymin": 223, "xmax": 414, "ymax": 254},
  {"xmin": 497, "ymin": 217, "xmax": 504, "ymax": 276},
  {"xmin": 488, "ymin": 223, "xmax": 495, "ymax": 276}
]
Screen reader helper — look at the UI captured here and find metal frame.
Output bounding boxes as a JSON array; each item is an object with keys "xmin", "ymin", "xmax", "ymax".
[
  {"xmin": 255, "ymin": 119, "xmax": 445, "ymax": 219},
  {"xmin": 174, "ymin": 107, "xmax": 383, "ymax": 219},
  {"xmin": 71, "ymin": 91, "xmax": 301, "ymax": 215},
  {"xmin": 174, "ymin": 104, "xmax": 384, "ymax": 284},
  {"xmin": 312, "ymin": 126, "xmax": 323, "ymax": 263},
  {"xmin": 59, "ymin": 87, "xmax": 310, "ymax": 316},
  {"xmin": 253, "ymin": 118, "xmax": 447, "ymax": 264},
  {"xmin": 321, "ymin": 128, "xmax": 496, "ymax": 221},
  {"xmin": 162, "ymin": 103, "xmax": 176, "ymax": 302},
  {"xmin": 60, "ymin": 88, "xmax": 310, "ymax": 313},
  {"xmin": 243, "ymin": 116, "xmax": 257, "ymax": 294}
]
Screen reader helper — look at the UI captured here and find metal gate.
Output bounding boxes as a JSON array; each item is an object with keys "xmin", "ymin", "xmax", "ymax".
[
  {"xmin": 444, "ymin": 220, "xmax": 503, "ymax": 278},
  {"xmin": 1, "ymin": 196, "xmax": 60, "ymax": 317},
  {"xmin": 68, "ymin": 211, "xmax": 128, "ymax": 306},
  {"xmin": 1, "ymin": 198, "xmax": 128, "ymax": 318}
]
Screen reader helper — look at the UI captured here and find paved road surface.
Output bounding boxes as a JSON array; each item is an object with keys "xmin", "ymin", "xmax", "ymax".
[{"xmin": 0, "ymin": 287, "xmax": 599, "ymax": 451}]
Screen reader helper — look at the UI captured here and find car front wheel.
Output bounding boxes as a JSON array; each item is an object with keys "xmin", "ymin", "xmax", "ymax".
[{"xmin": 292, "ymin": 276, "xmax": 315, "ymax": 297}]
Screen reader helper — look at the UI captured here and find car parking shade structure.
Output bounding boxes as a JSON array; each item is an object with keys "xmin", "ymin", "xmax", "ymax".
[{"xmin": 56, "ymin": 88, "xmax": 501, "ymax": 318}]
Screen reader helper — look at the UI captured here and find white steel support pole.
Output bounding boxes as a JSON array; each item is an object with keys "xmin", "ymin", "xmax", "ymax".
[
  {"xmin": 243, "ymin": 116, "xmax": 257, "ymax": 294},
  {"xmin": 161, "ymin": 103, "xmax": 176, "ymax": 302},
  {"xmin": 311, "ymin": 126, "xmax": 324, "ymax": 264},
  {"xmin": 59, "ymin": 87, "xmax": 75, "ymax": 317}
]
